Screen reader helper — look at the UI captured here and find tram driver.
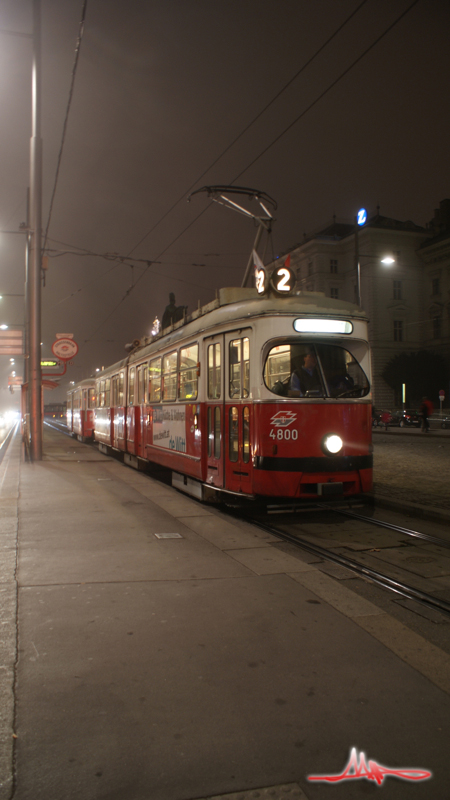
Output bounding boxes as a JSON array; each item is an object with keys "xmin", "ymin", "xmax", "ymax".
[{"xmin": 289, "ymin": 349, "xmax": 322, "ymax": 397}]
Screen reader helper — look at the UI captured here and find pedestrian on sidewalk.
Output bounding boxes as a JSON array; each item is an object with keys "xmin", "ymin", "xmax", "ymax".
[
  {"xmin": 381, "ymin": 410, "xmax": 391, "ymax": 431},
  {"xmin": 420, "ymin": 396, "xmax": 433, "ymax": 432}
]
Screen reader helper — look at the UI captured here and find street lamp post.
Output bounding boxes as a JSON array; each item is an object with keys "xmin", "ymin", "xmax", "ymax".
[
  {"xmin": 28, "ymin": 0, "xmax": 43, "ymax": 460},
  {"xmin": 0, "ymin": 1, "xmax": 42, "ymax": 459},
  {"xmin": 354, "ymin": 210, "xmax": 395, "ymax": 306}
]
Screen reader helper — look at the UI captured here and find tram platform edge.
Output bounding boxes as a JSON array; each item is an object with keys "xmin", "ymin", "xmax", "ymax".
[{"xmin": 1, "ymin": 424, "xmax": 450, "ymax": 800}]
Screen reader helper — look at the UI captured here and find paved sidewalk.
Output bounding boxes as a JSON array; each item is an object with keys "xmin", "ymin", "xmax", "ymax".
[{"xmin": 1, "ymin": 426, "xmax": 450, "ymax": 799}]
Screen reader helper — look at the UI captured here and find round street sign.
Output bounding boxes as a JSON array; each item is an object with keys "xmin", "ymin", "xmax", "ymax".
[
  {"xmin": 439, "ymin": 390, "xmax": 445, "ymax": 398},
  {"xmin": 52, "ymin": 338, "xmax": 78, "ymax": 360}
]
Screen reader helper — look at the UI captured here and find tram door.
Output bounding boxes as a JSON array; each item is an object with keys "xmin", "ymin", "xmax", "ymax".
[
  {"xmin": 205, "ymin": 335, "xmax": 224, "ymax": 487},
  {"xmin": 225, "ymin": 330, "xmax": 253, "ymax": 495}
]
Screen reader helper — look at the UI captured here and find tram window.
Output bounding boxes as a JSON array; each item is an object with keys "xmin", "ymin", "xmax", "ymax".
[
  {"xmin": 229, "ymin": 338, "xmax": 250, "ymax": 399},
  {"xmin": 88, "ymin": 389, "xmax": 96, "ymax": 409},
  {"xmin": 179, "ymin": 343, "xmax": 198, "ymax": 400},
  {"xmin": 111, "ymin": 376, "xmax": 117, "ymax": 406},
  {"xmin": 162, "ymin": 351, "xmax": 177, "ymax": 401},
  {"xmin": 229, "ymin": 407, "xmax": 239, "ymax": 462},
  {"xmin": 207, "ymin": 343, "xmax": 221, "ymax": 399},
  {"xmin": 138, "ymin": 364, "xmax": 148, "ymax": 404},
  {"xmin": 128, "ymin": 367, "xmax": 135, "ymax": 406},
  {"xmin": 118, "ymin": 373, "xmax": 124, "ymax": 406},
  {"xmin": 229, "ymin": 340, "xmax": 241, "ymax": 397},
  {"xmin": 242, "ymin": 407, "xmax": 250, "ymax": 463},
  {"xmin": 207, "ymin": 407, "xmax": 213, "ymax": 457},
  {"xmin": 149, "ymin": 358, "xmax": 161, "ymax": 402},
  {"xmin": 99, "ymin": 380, "xmax": 105, "ymax": 408},
  {"xmin": 243, "ymin": 338, "xmax": 250, "ymax": 397},
  {"xmin": 264, "ymin": 342, "xmax": 370, "ymax": 398},
  {"xmin": 105, "ymin": 378, "xmax": 111, "ymax": 407},
  {"xmin": 214, "ymin": 407, "xmax": 221, "ymax": 459}
]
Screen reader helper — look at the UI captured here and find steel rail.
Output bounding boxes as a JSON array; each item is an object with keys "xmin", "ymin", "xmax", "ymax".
[
  {"xmin": 250, "ymin": 517, "xmax": 450, "ymax": 617},
  {"xmin": 320, "ymin": 504, "xmax": 450, "ymax": 550}
]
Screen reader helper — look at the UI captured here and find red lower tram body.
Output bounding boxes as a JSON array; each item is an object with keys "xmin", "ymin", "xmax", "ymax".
[{"xmin": 94, "ymin": 398, "xmax": 372, "ymax": 502}]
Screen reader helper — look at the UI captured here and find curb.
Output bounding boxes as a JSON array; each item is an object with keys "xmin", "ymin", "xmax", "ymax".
[
  {"xmin": 372, "ymin": 428, "xmax": 450, "ymax": 439},
  {"xmin": 373, "ymin": 492, "xmax": 450, "ymax": 524}
]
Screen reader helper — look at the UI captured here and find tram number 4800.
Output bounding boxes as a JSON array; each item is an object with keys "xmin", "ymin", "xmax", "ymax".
[{"xmin": 270, "ymin": 428, "xmax": 298, "ymax": 440}]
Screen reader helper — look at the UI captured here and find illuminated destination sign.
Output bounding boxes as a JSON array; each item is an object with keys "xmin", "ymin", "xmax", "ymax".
[
  {"xmin": 293, "ymin": 318, "xmax": 353, "ymax": 334},
  {"xmin": 41, "ymin": 360, "xmax": 58, "ymax": 367},
  {"xmin": 255, "ymin": 264, "xmax": 296, "ymax": 296}
]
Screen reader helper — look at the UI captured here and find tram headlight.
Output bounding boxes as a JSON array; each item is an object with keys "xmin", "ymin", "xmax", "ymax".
[{"xmin": 322, "ymin": 434, "xmax": 343, "ymax": 455}]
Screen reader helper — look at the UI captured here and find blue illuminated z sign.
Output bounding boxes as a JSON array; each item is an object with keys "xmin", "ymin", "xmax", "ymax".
[{"xmin": 357, "ymin": 208, "xmax": 367, "ymax": 226}]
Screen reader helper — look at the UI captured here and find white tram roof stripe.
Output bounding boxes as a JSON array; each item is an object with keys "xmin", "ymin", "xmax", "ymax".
[{"xmin": 94, "ymin": 287, "xmax": 368, "ymax": 378}]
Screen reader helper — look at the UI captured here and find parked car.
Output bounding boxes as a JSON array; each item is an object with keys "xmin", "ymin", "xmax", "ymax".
[
  {"xmin": 390, "ymin": 409, "xmax": 421, "ymax": 428},
  {"xmin": 441, "ymin": 416, "xmax": 450, "ymax": 429}
]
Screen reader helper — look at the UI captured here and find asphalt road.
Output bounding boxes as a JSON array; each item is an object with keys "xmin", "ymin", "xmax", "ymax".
[{"xmin": 373, "ymin": 428, "xmax": 450, "ymax": 512}]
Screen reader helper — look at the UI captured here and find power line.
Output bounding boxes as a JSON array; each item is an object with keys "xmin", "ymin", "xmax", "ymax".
[
  {"xmin": 125, "ymin": 0, "xmax": 370, "ymax": 259},
  {"xmin": 230, "ymin": 0, "xmax": 420, "ymax": 184},
  {"xmin": 79, "ymin": 3, "xmax": 374, "ymax": 339},
  {"xmin": 42, "ymin": 0, "xmax": 88, "ymax": 255},
  {"xmin": 69, "ymin": 1, "xmax": 421, "ymax": 342}
]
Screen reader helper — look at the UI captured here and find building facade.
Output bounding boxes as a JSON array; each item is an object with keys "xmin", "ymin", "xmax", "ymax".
[{"xmin": 270, "ymin": 200, "xmax": 450, "ymax": 408}]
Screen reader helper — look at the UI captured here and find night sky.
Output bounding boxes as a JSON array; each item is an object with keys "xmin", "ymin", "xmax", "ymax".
[{"xmin": 0, "ymin": 0, "xmax": 449, "ymax": 405}]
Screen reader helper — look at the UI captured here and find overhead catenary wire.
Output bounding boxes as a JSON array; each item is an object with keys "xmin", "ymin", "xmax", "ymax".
[
  {"xmin": 87, "ymin": 0, "xmax": 421, "ymax": 340},
  {"xmin": 42, "ymin": 0, "xmax": 88, "ymax": 257},
  {"xmin": 230, "ymin": 0, "xmax": 420, "ymax": 184},
  {"xmin": 125, "ymin": 0, "xmax": 370, "ymax": 258},
  {"xmin": 54, "ymin": 0, "xmax": 372, "ymax": 334}
]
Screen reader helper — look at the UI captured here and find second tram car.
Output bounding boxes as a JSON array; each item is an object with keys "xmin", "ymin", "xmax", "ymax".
[
  {"xmin": 67, "ymin": 378, "xmax": 96, "ymax": 441},
  {"xmin": 86, "ymin": 287, "xmax": 372, "ymax": 503}
]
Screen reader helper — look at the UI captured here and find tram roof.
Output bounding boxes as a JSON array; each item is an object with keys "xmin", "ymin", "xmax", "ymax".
[{"xmin": 95, "ymin": 287, "xmax": 368, "ymax": 378}]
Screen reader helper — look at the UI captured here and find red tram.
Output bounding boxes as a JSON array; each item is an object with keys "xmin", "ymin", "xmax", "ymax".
[
  {"xmin": 67, "ymin": 378, "xmax": 96, "ymax": 441},
  {"xmin": 84, "ymin": 286, "xmax": 373, "ymax": 503}
]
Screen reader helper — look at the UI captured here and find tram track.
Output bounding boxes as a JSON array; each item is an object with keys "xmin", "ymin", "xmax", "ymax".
[{"xmin": 247, "ymin": 511, "xmax": 450, "ymax": 618}]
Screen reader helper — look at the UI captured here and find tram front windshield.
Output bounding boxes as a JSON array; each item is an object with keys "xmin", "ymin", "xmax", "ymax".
[{"xmin": 264, "ymin": 342, "xmax": 370, "ymax": 398}]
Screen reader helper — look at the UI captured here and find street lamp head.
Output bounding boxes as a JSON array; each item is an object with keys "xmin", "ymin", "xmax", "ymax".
[{"xmin": 381, "ymin": 256, "xmax": 396, "ymax": 265}]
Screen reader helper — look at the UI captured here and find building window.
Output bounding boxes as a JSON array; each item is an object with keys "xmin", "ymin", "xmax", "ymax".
[
  {"xmin": 330, "ymin": 288, "xmax": 339, "ymax": 299},
  {"xmin": 393, "ymin": 280, "xmax": 402, "ymax": 300},
  {"xmin": 432, "ymin": 278, "xmax": 440, "ymax": 295},
  {"xmin": 393, "ymin": 320, "xmax": 403, "ymax": 342},
  {"xmin": 330, "ymin": 259, "xmax": 338, "ymax": 274},
  {"xmin": 433, "ymin": 316, "xmax": 442, "ymax": 339},
  {"xmin": 308, "ymin": 261, "xmax": 313, "ymax": 276}
]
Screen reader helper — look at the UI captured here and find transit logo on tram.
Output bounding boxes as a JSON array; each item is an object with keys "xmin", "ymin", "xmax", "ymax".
[{"xmin": 270, "ymin": 410, "xmax": 297, "ymax": 427}]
